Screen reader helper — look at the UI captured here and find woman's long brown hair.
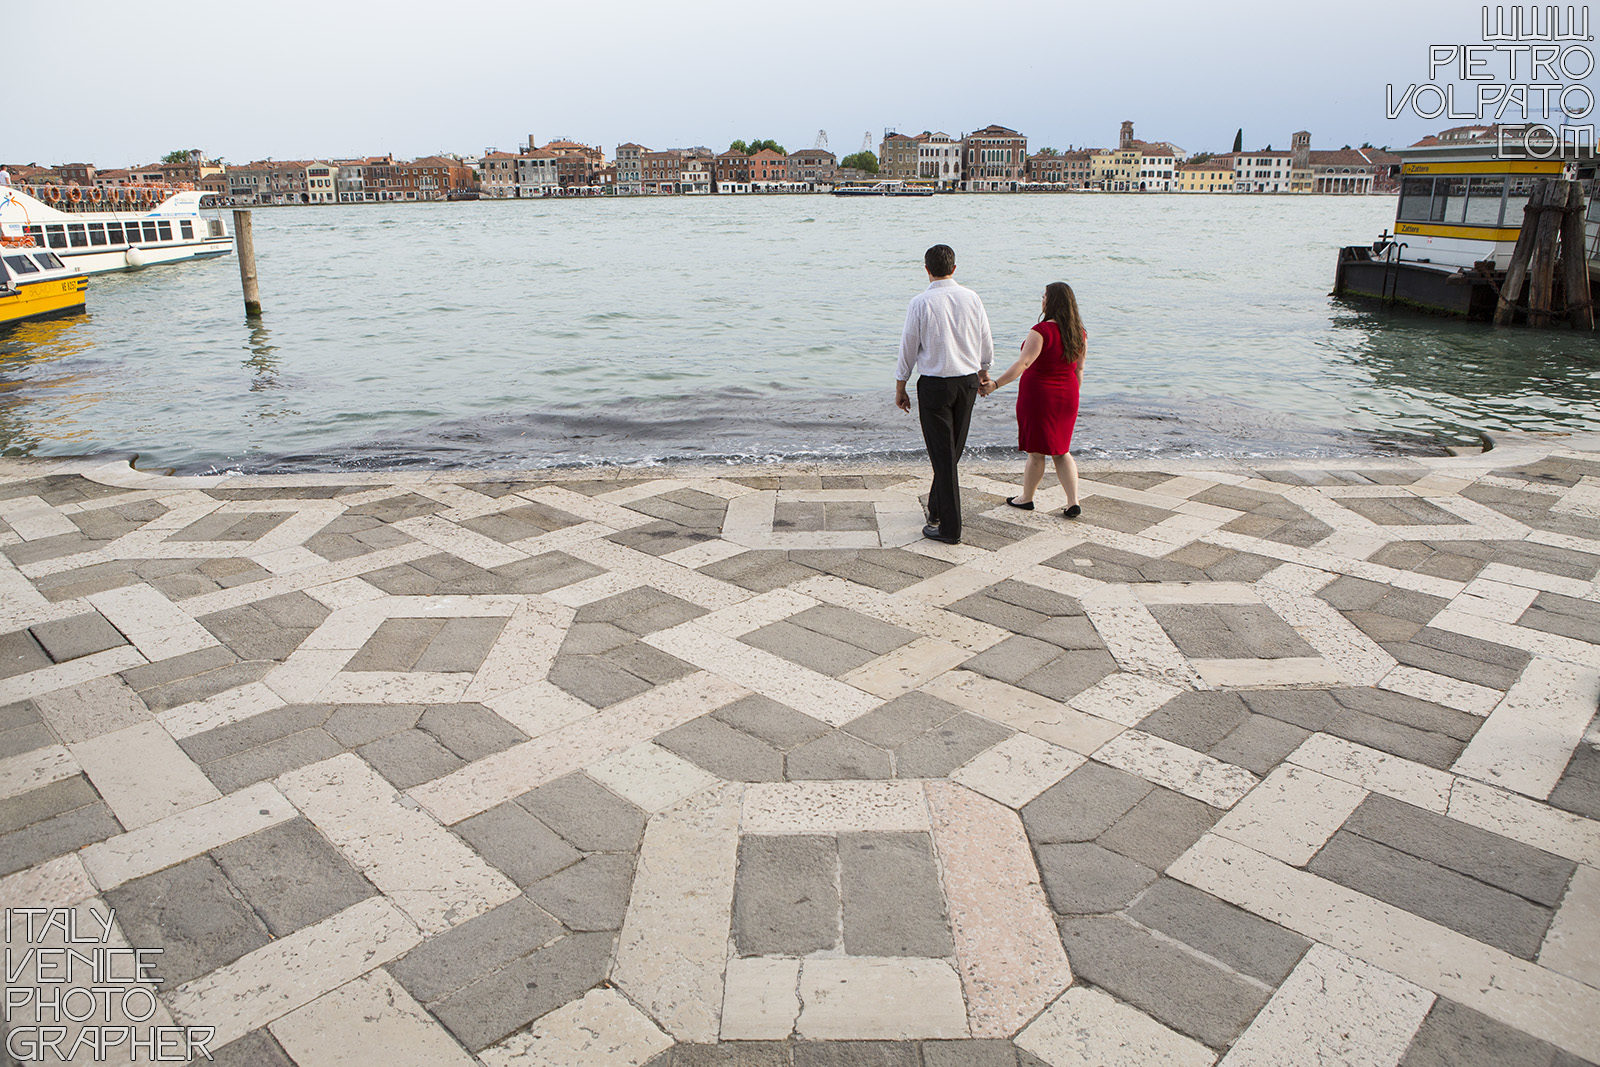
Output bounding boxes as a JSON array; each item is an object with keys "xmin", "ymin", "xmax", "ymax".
[{"xmin": 1040, "ymin": 281, "xmax": 1086, "ymax": 364}]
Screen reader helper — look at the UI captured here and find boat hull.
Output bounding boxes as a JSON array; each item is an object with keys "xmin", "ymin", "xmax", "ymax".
[
  {"xmin": 55, "ymin": 239, "xmax": 234, "ymax": 275},
  {"xmin": 1333, "ymin": 246, "xmax": 1495, "ymax": 319},
  {"xmin": 0, "ymin": 275, "xmax": 87, "ymax": 326}
]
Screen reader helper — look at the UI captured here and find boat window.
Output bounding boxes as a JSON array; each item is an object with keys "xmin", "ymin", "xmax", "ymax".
[
  {"xmin": 4, "ymin": 254, "xmax": 40, "ymax": 275},
  {"xmin": 180, "ymin": 220, "xmax": 193, "ymax": 239},
  {"xmin": 106, "ymin": 223, "xmax": 123, "ymax": 244},
  {"xmin": 157, "ymin": 221, "xmax": 172, "ymax": 241},
  {"xmin": 1397, "ymin": 177, "xmax": 1434, "ymax": 222},
  {"xmin": 68, "ymin": 224, "xmax": 88, "ymax": 247},
  {"xmin": 47, "ymin": 225, "xmax": 67, "ymax": 249},
  {"xmin": 24, "ymin": 225, "xmax": 43, "ymax": 244},
  {"xmin": 142, "ymin": 222, "xmax": 159, "ymax": 243},
  {"xmin": 1503, "ymin": 176, "xmax": 1539, "ymax": 228},
  {"xmin": 35, "ymin": 252, "xmax": 65, "ymax": 269},
  {"xmin": 88, "ymin": 223, "xmax": 108, "ymax": 246},
  {"xmin": 1464, "ymin": 177, "xmax": 1506, "ymax": 226},
  {"xmin": 1429, "ymin": 177, "xmax": 1469, "ymax": 224}
]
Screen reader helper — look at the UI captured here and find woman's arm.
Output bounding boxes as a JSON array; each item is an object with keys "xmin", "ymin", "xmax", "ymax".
[{"xmin": 985, "ymin": 330, "xmax": 1044, "ymax": 394}]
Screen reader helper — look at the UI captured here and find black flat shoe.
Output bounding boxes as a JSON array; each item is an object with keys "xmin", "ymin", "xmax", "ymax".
[
  {"xmin": 1064, "ymin": 504, "xmax": 1082, "ymax": 519},
  {"xmin": 1005, "ymin": 497, "xmax": 1035, "ymax": 511},
  {"xmin": 922, "ymin": 524, "xmax": 961, "ymax": 545}
]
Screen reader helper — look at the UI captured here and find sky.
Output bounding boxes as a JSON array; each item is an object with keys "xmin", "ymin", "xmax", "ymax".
[{"xmin": 11, "ymin": 0, "xmax": 1597, "ymax": 166}]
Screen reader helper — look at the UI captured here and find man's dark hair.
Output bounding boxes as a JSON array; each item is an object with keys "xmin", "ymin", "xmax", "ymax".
[{"xmin": 924, "ymin": 244, "xmax": 955, "ymax": 277}]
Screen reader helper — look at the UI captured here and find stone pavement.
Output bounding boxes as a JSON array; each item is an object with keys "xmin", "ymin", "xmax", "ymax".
[{"xmin": 0, "ymin": 437, "xmax": 1597, "ymax": 1066}]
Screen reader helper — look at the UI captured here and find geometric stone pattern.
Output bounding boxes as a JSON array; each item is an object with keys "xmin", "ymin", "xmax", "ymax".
[{"xmin": 0, "ymin": 439, "xmax": 1597, "ymax": 1066}]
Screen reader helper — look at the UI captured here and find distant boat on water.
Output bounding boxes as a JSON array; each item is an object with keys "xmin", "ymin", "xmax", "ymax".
[{"xmin": 833, "ymin": 180, "xmax": 935, "ymax": 197}]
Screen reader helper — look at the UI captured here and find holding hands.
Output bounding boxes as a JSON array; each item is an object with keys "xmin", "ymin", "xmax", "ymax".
[{"xmin": 978, "ymin": 370, "xmax": 997, "ymax": 398}]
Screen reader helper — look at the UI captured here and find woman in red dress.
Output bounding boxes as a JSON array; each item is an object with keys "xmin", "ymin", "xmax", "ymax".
[{"xmin": 982, "ymin": 281, "xmax": 1086, "ymax": 517}]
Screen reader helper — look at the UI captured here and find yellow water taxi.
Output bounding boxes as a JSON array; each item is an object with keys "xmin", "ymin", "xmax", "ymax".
[{"xmin": 1, "ymin": 246, "xmax": 88, "ymax": 327}]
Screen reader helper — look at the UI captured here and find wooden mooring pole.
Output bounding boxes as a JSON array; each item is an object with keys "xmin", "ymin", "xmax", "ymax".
[
  {"xmin": 1494, "ymin": 178, "xmax": 1594, "ymax": 329},
  {"xmin": 233, "ymin": 209, "xmax": 262, "ymax": 318}
]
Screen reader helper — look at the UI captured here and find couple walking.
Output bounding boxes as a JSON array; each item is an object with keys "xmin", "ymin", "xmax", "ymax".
[{"xmin": 894, "ymin": 243, "xmax": 1085, "ymax": 545}]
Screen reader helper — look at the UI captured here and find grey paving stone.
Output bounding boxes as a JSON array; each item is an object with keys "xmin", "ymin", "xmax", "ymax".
[
  {"xmin": 491, "ymin": 551, "xmax": 605, "ymax": 595},
  {"xmin": 1309, "ymin": 831, "xmax": 1553, "ymax": 959},
  {"xmin": 1015, "ymin": 649, "xmax": 1118, "ymax": 702},
  {"xmin": 734, "ymin": 834, "xmax": 840, "ymax": 956},
  {"xmin": 844, "ymin": 692, "xmax": 960, "ymax": 748},
  {"xmin": 1149, "ymin": 604, "xmax": 1316, "ymax": 660},
  {"xmin": 0, "ymin": 801, "xmax": 122, "ymax": 877},
  {"xmin": 517, "ymin": 772, "xmax": 647, "ymax": 854},
  {"xmin": 413, "ymin": 616, "xmax": 508, "ymax": 673},
  {"xmin": 419, "ymin": 703, "xmax": 527, "ymax": 762},
  {"xmin": 0, "ymin": 775, "xmax": 98, "ymax": 835},
  {"xmin": 608, "ymin": 640, "xmax": 697, "ymax": 685},
  {"xmin": 786, "ymin": 730, "xmax": 892, "ymax": 780},
  {"xmin": 774, "ymin": 500, "xmax": 825, "ymax": 531},
  {"xmin": 1097, "ymin": 787, "xmax": 1220, "ymax": 871},
  {"xmin": 825, "ymin": 500, "xmax": 877, "ymax": 531},
  {"xmin": 1137, "ymin": 691, "xmax": 1251, "ymax": 752},
  {"xmin": 197, "ymin": 602, "xmax": 315, "ymax": 662},
  {"xmin": 1022, "ymin": 761, "xmax": 1152, "ymax": 844},
  {"xmin": 1342, "ymin": 794, "xmax": 1576, "ymax": 907},
  {"xmin": 0, "ymin": 700, "xmax": 39, "ymax": 732},
  {"xmin": 792, "ymin": 1042, "xmax": 921, "ymax": 1067},
  {"xmin": 527, "ymin": 852, "xmax": 635, "ymax": 931},
  {"xmin": 389, "ymin": 894, "xmax": 563, "ymax": 1004},
  {"xmin": 658, "ymin": 715, "xmax": 786, "ymax": 781},
  {"xmin": 1518, "ymin": 591, "xmax": 1600, "ymax": 643},
  {"xmin": 322, "ymin": 704, "xmax": 425, "ymax": 747},
  {"xmin": 454, "ymin": 802, "xmax": 582, "ymax": 887},
  {"xmin": 1026, "ymin": 614, "xmax": 1102, "ymax": 650},
  {"xmin": 893, "ymin": 713, "xmax": 1011, "ymax": 778},
  {"xmin": 203, "ymin": 729, "xmax": 344, "ymax": 793},
  {"xmin": 921, "ymin": 1041, "xmax": 1025, "ymax": 1067},
  {"xmin": 1239, "ymin": 689, "xmax": 1343, "ymax": 732},
  {"xmin": 346, "ymin": 617, "xmax": 444, "ymax": 672},
  {"xmin": 105, "ymin": 856, "xmax": 271, "ymax": 986},
  {"xmin": 701, "ymin": 550, "xmax": 821, "ymax": 593},
  {"xmin": 548, "ymin": 654, "xmax": 655, "ymax": 708},
  {"xmin": 744, "ymin": 621, "xmax": 877, "ymax": 676},
  {"xmin": 33, "ymin": 561, "xmax": 139, "ymax": 603},
  {"xmin": 356, "ymin": 728, "xmax": 465, "ymax": 790},
  {"xmin": 576, "ymin": 586, "xmax": 706, "ymax": 635},
  {"xmin": 0, "ymin": 721, "xmax": 55, "ymax": 760},
  {"xmin": 961, "ymin": 635, "xmax": 1062, "ymax": 686},
  {"xmin": 1128, "ymin": 878, "xmax": 1310, "ymax": 985},
  {"xmin": 1327, "ymin": 706, "xmax": 1466, "ymax": 770},
  {"xmin": 560, "ymin": 621, "xmax": 636, "ymax": 656},
  {"xmin": 1385, "ymin": 633, "xmax": 1529, "ymax": 691},
  {"xmin": 135, "ymin": 659, "xmax": 274, "ymax": 714},
  {"xmin": 789, "ymin": 605, "xmax": 918, "ymax": 656},
  {"xmin": 28, "ymin": 612, "xmax": 126, "ymax": 663},
  {"xmin": 652, "ymin": 1043, "xmax": 792, "ymax": 1066},
  {"xmin": 429, "ymin": 930, "xmax": 614, "ymax": 1050},
  {"xmin": 0, "ymin": 629, "xmax": 52, "ymax": 680},
  {"xmin": 1330, "ymin": 688, "xmax": 1480, "ymax": 742},
  {"xmin": 211, "ymin": 818, "xmax": 375, "ymax": 936},
  {"xmin": 713, "ymin": 694, "xmax": 831, "ymax": 750},
  {"xmin": 1209, "ymin": 714, "xmax": 1311, "ymax": 776},
  {"xmin": 1036, "ymin": 842, "xmax": 1158, "ymax": 915},
  {"xmin": 1399, "ymin": 997, "xmax": 1583, "ymax": 1067},
  {"xmin": 1056, "ymin": 912, "xmax": 1273, "ymax": 1049},
  {"xmin": 839, "ymin": 832, "xmax": 953, "ymax": 957},
  {"xmin": 198, "ymin": 1029, "xmax": 296, "ymax": 1067},
  {"xmin": 1549, "ymin": 742, "xmax": 1600, "ymax": 821}
]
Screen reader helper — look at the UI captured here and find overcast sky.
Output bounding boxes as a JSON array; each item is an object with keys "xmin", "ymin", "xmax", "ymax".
[{"xmin": 12, "ymin": 0, "xmax": 1595, "ymax": 165}]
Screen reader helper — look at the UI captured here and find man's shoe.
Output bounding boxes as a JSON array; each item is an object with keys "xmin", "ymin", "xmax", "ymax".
[{"xmin": 922, "ymin": 524, "xmax": 960, "ymax": 545}]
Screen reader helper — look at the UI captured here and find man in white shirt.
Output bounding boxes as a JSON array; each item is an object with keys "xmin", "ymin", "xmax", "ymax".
[{"xmin": 895, "ymin": 244, "xmax": 994, "ymax": 544}]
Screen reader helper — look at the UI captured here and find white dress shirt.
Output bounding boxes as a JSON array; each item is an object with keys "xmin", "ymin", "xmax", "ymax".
[{"xmin": 896, "ymin": 278, "xmax": 995, "ymax": 382}]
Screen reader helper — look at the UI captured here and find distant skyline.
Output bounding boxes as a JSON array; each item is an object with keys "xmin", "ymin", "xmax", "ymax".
[{"xmin": 11, "ymin": 0, "xmax": 1595, "ymax": 166}]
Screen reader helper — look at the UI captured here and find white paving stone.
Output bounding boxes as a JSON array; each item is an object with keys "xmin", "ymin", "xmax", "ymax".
[
  {"xmin": 924, "ymin": 670, "xmax": 1126, "ymax": 754},
  {"xmin": 1220, "ymin": 944, "xmax": 1432, "ymax": 1067},
  {"xmin": 795, "ymin": 957, "xmax": 968, "ymax": 1040},
  {"xmin": 68, "ymin": 721, "xmax": 220, "ymax": 830},
  {"xmin": 80, "ymin": 782, "xmax": 298, "ymax": 891},
  {"xmin": 1540, "ymin": 863, "xmax": 1600, "ymax": 989},
  {"xmin": 87, "ymin": 584, "xmax": 217, "ymax": 662},
  {"xmin": 270, "ymin": 968, "xmax": 476, "ymax": 1067},
  {"xmin": 1067, "ymin": 672, "xmax": 1184, "ymax": 728},
  {"xmin": 1453, "ymin": 660, "xmax": 1600, "ymax": 799},
  {"xmin": 1212, "ymin": 764, "xmax": 1369, "ymax": 866},
  {"xmin": 1288, "ymin": 733, "xmax": 1454, "ymax": 813},
  {"xmin": 0, "ymin": 744, "xmax": 78, "ymax": 802},
  {"xmin": 1079, "ymin": 586, "xmax": 1202, "ymax": 686},
  {"xmin": 0, "ymin": 645, "xmax": 146, "ymax": 707},
  {"xmin": 31, "ymin": 674, "xmax": 152, "ymax": 743},
  {"xmin": 794, "ymin": 574, "xmax": 1007, "ymax": 653},
  {"xmin": 278, "ymin": 754, "xmax": 519, "ymax": 934},
  {"xmin": 1446, "ymin": 778, "xmax": 1600, "ymax": 868},
  {"xmin": 952, "ymin": 733, "xmax": 1085, "ymax": 808},
  {"xmin": 1172, "ymin": 834, "xmax": 1600, "ymax": 1062},
  {"xmin": 481, "ymin": 679, "xmax": 595, "ymax": 739},
  {"xmin": 695, "ymin": 588, "xmax": 818, "ymax": 638},
  {"xmin": 1016, "ymin": 986, "xmax": 1216, "ymax": 1067},
  {"xmin": 843, "ymin": 637, "xmax": 971, "ymax": 699},
  {"xmin": 720, "ymin": 957, "xmax": 801, "ymax": 1040},
  {"xmin": 461, "ymin": 596, "xmax": 574, "ymax": 701},
  {"xmin": 613, "ymin": 783, "xmax": 744, "ymax": 1043},
  {"xmin": 1094, "ymin": 730, "xmax": 1259, "ymax": 809},
  {"xmin": 1192, "ymin": 656, "xmax": 1342, "ymax": 689},
  {"xmin": 566, "ymin": 538, "xmax": 748, "ymax": 610},
  {"xmin": 1378, "ymin": 665, "xmax": 1502, "ymax": 716},
  {"xmin": 742, "ymin": 780, "xmax": 931, "ymax": 834},
  {"xmin": 588, "ymin": 742, "xmax": 720, "ymax": 813},
  {"xmin": 156, "ymin": 681, "xmax": 287, "ymax": 739},
  {"xmin": 165, "ymin": 896, "xmax": 422, "ymax": 1049},
  {"xmin": 390, "ymin": 513, "xmax": 528, "ymax": 569},
  {"xmin": 480, "ymin": 987, "xmax": 673, "ymax": 1067},
  {"xmin": 0, "ymin": 854, "xmax": 96, "ymax": 911}
]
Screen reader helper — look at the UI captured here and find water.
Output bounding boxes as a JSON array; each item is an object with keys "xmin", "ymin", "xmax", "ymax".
[{"xmin": 2, "ymin": 195, "xmax": 1597, "ymax": 473}]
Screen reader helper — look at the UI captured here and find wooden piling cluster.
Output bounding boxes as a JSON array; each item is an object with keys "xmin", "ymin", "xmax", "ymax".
[{"xmin": 1494, "ymin": 179, "xmax": 1594, "ymax": 329}]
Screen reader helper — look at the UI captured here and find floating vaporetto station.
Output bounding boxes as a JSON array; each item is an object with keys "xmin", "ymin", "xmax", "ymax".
[{"xmin": 0, "ymin": 185, "xmax": 232, "ymax": 274}]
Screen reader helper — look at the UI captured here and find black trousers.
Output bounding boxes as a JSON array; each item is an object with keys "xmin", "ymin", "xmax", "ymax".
[{"xmin": 916, "ymin": 373, "xmax": 980, "ymax": 538}]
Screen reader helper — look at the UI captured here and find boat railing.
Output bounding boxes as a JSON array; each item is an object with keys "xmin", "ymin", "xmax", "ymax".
[{"xmin": 12, "ymin": 183, "xmax": 196, "ymax": 212}]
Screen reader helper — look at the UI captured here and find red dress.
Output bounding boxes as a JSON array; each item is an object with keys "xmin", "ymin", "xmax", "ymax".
[{"xmin": 1016, "ymin": 321, "xmax": 1083, "ymax": 455}]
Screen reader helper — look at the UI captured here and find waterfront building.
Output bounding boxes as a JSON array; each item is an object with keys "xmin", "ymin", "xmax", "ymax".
[
  {"xmin": 478, "ymin": 151, "xmax": 520, "ymax": 198},
  {"xmin": 615, "ymin": 143, "xmax": 647, "ymax": 195},
  {"xmin": 1026, "ymin": 153, "xmax": 1067, "ymax": 184},
  {"xmin": 516, "ymin": 150, "xmax": 560, "ymax": 196},
  {"xmin": 1090, "ymin": 147, "xmax": 1140, "ymax": 191},
  {"xmin": 56, "ymin": 163, "xmax": 96, "ymax": 187},
  {"xmin": 714, "ymin": 149, "xmax": 750, "ymax": 189},
  {"xmin": 197, "ymin": 172, "xmax": 231, "ymax": 202},
  {"xmin": 787, "ymin": 149, "xmax": 837, "ymax": 187},
  {"xmin": 748, "ymin": 149, "xmax": 788, "ymax": 184},
  {"xmin": 1175, "ymin": 158, "xmax": 1235, "ymax": 192},
  {"xmin": 305, "ymin": 162, "xmax": 338, "ymax": 203},
  {"xmin": 917, "ymin": 133, "xmax": 962, "ymax": 188},
  {"xmin": 1233, "ymin": 149, "xmax": 1295, "ymax": 193},
  {"xmin": 400, "ymin": 156, "xmax": 476, "ymax": 201},
  {"xmin": 681, "ymin": 155, "xmax": 713, "ymax": 195},
  {"xmin": 880, "ymin": 133, "xmax": 919, "ymax": 180},
  {"xmin": 91, "ymin": 168, "xmax": 130, "ymax": 193},
  {"xmin": 962, "ymin": 125, "xmax": 1027, "ymax": 190},
  {"xmin": 642, "ymin": 150, "xmax": 684, "ymax": 194},
  {"xmin": 539, "ymin": 140, "xmax": 605, "ymax": 188}
]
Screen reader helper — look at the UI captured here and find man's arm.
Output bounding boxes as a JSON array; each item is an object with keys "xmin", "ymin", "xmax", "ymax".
[
  {"xmin": 975, "ymin": 297, "xmax": 996, "ymax": 385},
  {"xmin": 895, "ymin": 299, "xmax": 920, "ymax": 411}
]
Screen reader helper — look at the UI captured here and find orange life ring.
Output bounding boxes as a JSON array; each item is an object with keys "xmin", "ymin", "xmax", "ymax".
[
  {"xmin": 69, "ymin": 186, "xmax": 82, "ymax": 202},
  {"xmin": 46, "ymin": 186, "xmax": 60, "ymax": 202},
  {"xmin": 89, "ymin": 186, "xmax": 103, "ymax": 203}
]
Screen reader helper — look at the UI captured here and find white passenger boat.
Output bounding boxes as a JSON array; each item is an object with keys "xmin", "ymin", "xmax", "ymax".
[
  {"xmin": 832, "ymin": 180, "xmax": 935, "ymax": 197},
  {"xmin": 0, "ymin": 186, "xmax": 232, "ymax": 275}
]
